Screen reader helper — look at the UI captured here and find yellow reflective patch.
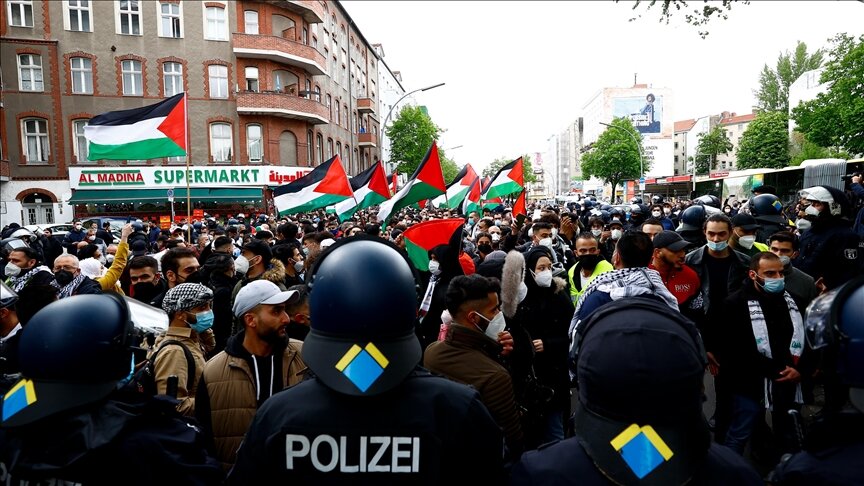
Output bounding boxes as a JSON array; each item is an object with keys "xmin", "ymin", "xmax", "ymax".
[
  {"xmin": 610, "ymin": 423, "xmax": 641, "ymax": 451},
  {"xmin": 335, "ymin": 344, "xmax": 363, "ymax": 371},
  {"xmin": 364, "ymin": 343, "xmax": 389, "ymax": 368},
  {"xmin": 641, "ymin": 425, "xmax": 674, "ymax": 460}
]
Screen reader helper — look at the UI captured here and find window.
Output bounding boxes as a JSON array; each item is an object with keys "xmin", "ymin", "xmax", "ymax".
[
  {"xmin": 18, "ymin": 54, "xmax": 43, "ymax": 92},
  {"xmin": 159, "ymin": 2, "xmax": 181, "ymax": 38},
  {"xmin": 118, "ymin": 0, "xmax": 141, "ymax": 35},
  {"xmin": 121, "ymin": 59, "xmax": 142, "ymax": 96},
  {"xmin": 336, "ymin": 141, "xmax": 341, "ymax": 158},
  {"xmin": 70, "ymin": 57, "xmax": 93, "ymax": 94},
  {"xmin": 205, "ymin": 6, "xmax": 227, "ymax": 40},
  {"xmin": 247, "ymin": 124, "xmax": 263, "ymax": 163},
  {"xmin": 352, "ymin": 112, "xmax": 357, "ymax": 133},
  {"xmin": 72, "ymin": 119, "xmax": 89, "ymax": 162},
  {"xmin": 302, "ymin": 27, "xmax": 308, "ymax": 45},
  {"xmin": 244, "ymin": 10, "xmax": 258, "ymax": 34},
  {"xmin": 208, "ymin": 64, "xmax": 228, "ymax": 99},
  {"xmin": 327, "ymin": 138, "xmax": 333, "ymax": 158},
  {"xmin": 22, "ymin": 118, "xmax": 50, "ymax": 163},
  {"xmin": 335, "ymin": 103, "xmax": 340, "ymax": 125},
  {"xmin": 245, "ymin": 66, "xmax": 258, "ymax": 92},
  {"xmin": 314, "ymin": 85, "xmax": 321, "ymax": 102},
  {"xmin": 210, "ymin": 123, "xmax": 232, "ymax": 162},
  {"xmin": 343, "ymin": 105, "xmax": 347, "ymax": 128},
  {"xmin": 66, "ymin": 0, "xmax": 91, "ymax": 32},
  {"xmin": 8, "ymin": 0, "xmax": 33, "ymax": 27},
  {"xmin": 163, "ymin": 61, "xmax": 183, "ymax": 97},
  {"xmin": 316, "ymin": 133, "xmax": 323, "ymax": 165},
  {"xmin": 326, "ymin": 94, "xmax": 332, "ymax": 118},
  {"xmin": 305, "ymin": 79, "xmax": 311, "ymax": 97},
  {"xmin": 307, "ymin": 130, "xmax": 313, "ymax": 166},
  {"xmin": 272, "ymin": 70, "xmax": 295, "ymax": 93}
]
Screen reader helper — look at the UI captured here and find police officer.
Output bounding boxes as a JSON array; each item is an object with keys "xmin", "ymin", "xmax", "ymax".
[
  {"xmin": 523, "ymin": 297, "xmax": 763, "ymax": 485},
  {"xmin": 676, "ymin": 205, "xmax": 708, "ymax": 252},
  {"xmin": 0, "ymin": 293, "xmax": 223, "ymax": 485},
  {"xmin": 228, "ymin": 235, "xmax": 505, "ymax": 484},
  {"xmin": 794, "ymin": 185, "xmax": 861, "ymax": 291},
  {"xmin": 748, "ymin": 193, "xmax": 789, "ymax": 244},
  {"xmin": 770, "ymin": 275, "xmax": 864, "ymax": 485}
]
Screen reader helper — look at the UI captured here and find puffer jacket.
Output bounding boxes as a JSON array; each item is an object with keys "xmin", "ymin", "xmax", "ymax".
[
  {"xmin": 149, "ymin": 326, "xmax": 212, "ymax": 417},
  {"xmin": 196, "ymin": 331, "xmax": 305, "ymax": 471}
]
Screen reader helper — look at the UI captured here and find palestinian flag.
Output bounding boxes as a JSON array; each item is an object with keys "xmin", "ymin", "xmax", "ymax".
[
  {"xmin": 273, "ymin": 155, "xmax": 353, "ymax": 216},
  {"xmin": 431, "ymin": 163, "xmax": 478, "ymax": 209},
  {"xmin": 482, "ymin": 157, "xmax": 524, "ymax": 200},
  {"xmin": 460, "ymin": 177, "xmax": 481, "ymax": 216},
  {"xmin": 513, "ymin": 189, "xmax": 527, "ymax": 217},
  {"xmin": 335, "ymin": 162, "xmax": 390, "ymax": 222},
  {"xmin": 402, "ymin": 218, "xmax": 465, "ymax": 272},
  {"xmin": 377, "ymin": 142, "xmax": 446, "ymax": 225},
  {"xmin": 84, "ymin": 92, "xmax": 186, "ymax": 160}
]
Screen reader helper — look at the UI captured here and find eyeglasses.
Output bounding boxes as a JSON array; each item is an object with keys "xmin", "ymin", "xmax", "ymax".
[{"xmin": 53, "ymin": 265, "xmax": 79, "ymax": 272}]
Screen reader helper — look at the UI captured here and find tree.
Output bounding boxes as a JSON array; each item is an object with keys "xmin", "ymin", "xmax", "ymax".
[
  {"xmin": 620, "ymin": 0, "xmax": 748, "ymax": 39},
  {"xmin": 789, "ymin": 131, "xmax": 851, "ymax": 166},
  {"xmin": 793, "ymin": 33, "xmax": 864, "ymax": 157},
  {"xmin": 736, "ymin": 111, "xmax": 790, "ymax": 169},
  {"xmin": 482, "ymin": 155, "xmax": 538, "ymax": 184},
  {"xmin": 437, "ymin": 149, "xmax": 460, "ymax": 183},
  {"xmin": 694, "ymin": 126, "xmax": 733, "ymax": 174},
  {"xmin": 754, "ymin": 41, "xmax": 824, "ymax": 114},
  {"xmin": 580, "ymin": 117, "xmax": 646, "ymax": 196},
  {"xmin": 386, "ymin": 105, "xmax": 443, "ymax": 176}
]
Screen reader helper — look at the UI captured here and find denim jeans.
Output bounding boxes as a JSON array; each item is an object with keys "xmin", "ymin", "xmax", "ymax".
[
  {"xmin": 723, "ymin": 394, "xmax": 762, "ymax": 454},
  {"xmin": 542, "ymin": 409, "xmax": 565, "ymax": 444}
]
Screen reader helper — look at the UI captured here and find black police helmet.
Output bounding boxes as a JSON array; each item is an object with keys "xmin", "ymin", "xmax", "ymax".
[
  {"xmin": 749, "ymin": 193, "xmax": 787, "ymax": 224},
  {"xmin": 676, "ymin": 205, "xmax": 707, "ymax": 232},
  {"xmin": 3, "ymin": 294, "xmax": 136, "ymax": 426},
  {"xmin": 651, "ymin": 195, "xmax": 664, "ymax": 205},
  {"xmin": 693, "ymin": 194, "xmax": 721, "ymax": 209},
  {"xmin": 304, "ymin": 235, "xmax": 421, "ymax": 396}
]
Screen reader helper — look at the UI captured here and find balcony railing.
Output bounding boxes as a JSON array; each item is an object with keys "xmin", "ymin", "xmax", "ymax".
[
  {"xmin": 237, "ymin": 91, "xmax": 329, "ymax": 125},
  {"xmin": 272, "ymin": 1, "xmax": 325, "ymax": 24},
  {"xmin": 233, "ymin": 33, "xmax": 327, "ymax": 76},
  {"xmin": 357, "ymin": 132, "xmax": 377, "ymax": 147},
  {"xmin": 356, "ymin": 97, "xmax": 375, "ymax": 114}
]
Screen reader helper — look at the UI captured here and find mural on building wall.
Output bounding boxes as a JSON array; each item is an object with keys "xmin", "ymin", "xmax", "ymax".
[{"xmin": 613, "ymin": 94, "xmax": 663, "ymax": 134}]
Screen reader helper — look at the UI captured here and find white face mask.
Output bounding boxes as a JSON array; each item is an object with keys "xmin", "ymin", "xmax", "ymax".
[
  {"xmin": 551, "ymin": 228, "xmax": 558, "ymax": 238},
  {"xmin": 475, "ymin": 311, "xmax": 506, "ymax": 340},
  {"xmin": 533, "ymin": 269, "xmax": 553, "ymax": 288},
  {"xmin": 591, "ymin": 229, "xmax": 602, "ymax": 237},
  {"xmin": 796, "ymin": 219, "xmax": 812, "ymax": 231},
  {"xmin": 5, "ymin": 262, "xmax": 22, "ymax": 277},
  {"xmin": 652, "ymin": 211, "xmax": 662, "ymax": 218},
  {"xmin": 517, "ymin": 281, "xmax": 528, "ymax": 303},
  {"xmin": 428, "ymin": 260, "xmax": 442, "ymax": 276},
  {"xmin": 738, "ymin": 235, "xmax": 756, "ymax": 250},
  {"xmin": 804, "ymin": 205, "xmax": 821, "ymax": 217},
  {"xmin": 539, "ymin": 237, "xmax": 553, "ymax": 248},
  {"xmin": 491, "ymin": 233, "xmax": 501, "ymax": 242},
  {"xmin": 663, "ymin": 208, "xmax": 672, "ymax": 215},
  {"xmin": 234, "ymin": 255, "xmax": 250, "ymax": 275},
  {"xmin": 611, "ymin": 229, "xmax": 623, "ymax": 240}
]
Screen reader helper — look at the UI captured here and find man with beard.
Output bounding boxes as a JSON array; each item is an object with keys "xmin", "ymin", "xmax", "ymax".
[
  {"xmin": 567, "ymin": 232, "xmax": 614, "ymax": 304},
  {"xmin": 195, "ymin": 280, "xmax": 306, "ymax": 472},
  {"xmin": 649, "ymin": 231, "xmax": 701, "ymax": 310}
]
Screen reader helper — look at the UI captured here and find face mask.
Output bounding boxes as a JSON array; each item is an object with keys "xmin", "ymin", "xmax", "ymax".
[
  {"xmin": 468, "ymin": 220, "xmax": 475, "ymax": 226},
  {"xmin": 778, "ymin": 255, "xmax": 791, "ymax": 267},
  {"xmin": 88, "ymin": 236, "xmax": 96, "ymax": 241},
  {"xmin": 293, "ymin": 260, "xmax": 305, "ymax": 273},
  {"xmin": 302, "ymin": 247, "xmax": 310, "ymax": 256},
  {"xmin": 132, "ymin": 281, "xmax": 159, "ymax": 303},
  {"xmin": 474, "ymin": 310, "xmax": 506, "ymax": 340},
  {"xmin": 758, "ymin": 276, "xmax": 785, "ymax": 294},
  {"xmin": 611, "ymin": 229, "xmax": 622, "ymax": 240},
  {"xmin": 4, "ymin": 262, "xmax": 21, "ymax": 277},
  {"xmin": 234, "ymin": 255, "xmax": 250, "ymax": 275},
  {"xmin": 738, "ymin": 235, "xmax": 756, "ymax": 250},
  {"xmin": 533, "ymin": 269, "xmax": 553, "ymax": 288},
  {"xmin": 706, "ymin": 240, "xmax": 728, "ymax": 252},
  {"xmin": 188, "ymin": 309, "xmax": 214, "ymax": 333},
  {"xmin": 591, "ymin": 229, "xmax": 602, "ymax": 237},
  {"xmin": 478, "ymin": 244, "xmax": 493, "ymax": 255},
  {"xmin": 652, "ymin": 211, "xmax": 662, "ymax": 218},
  {"xmin": 232, "ymin": 247, "xmax": 241, "ymax": 258},
  {"xmin": 804, "ymin": 205, "xmax": 821, "ymax": 217},
  {"xmin": 491, "ymin": 233, "xmax": 501, "ymax": 242},
  {"xmin": 494, "ymin": 220, "xmax": 502, "ymax": 227},
  {"xmin": 539, "ymin": 237, "xmax": 553, "ymax": 248},
  {"xmin": 795, "ymin": 219, "xmax": 812, "ymax": 231},
  {"xmin": 664, "ymin": 208, "xmax": 672, "ymax": 215},
  {"xmin": 428, "ymin": 260, "xmax": 442, "ymax": 276},
  {"xmin": 552, "ymin": 228, "xmax": 558, "ymax": 238},
  {"xmin": 74, "ymin": 224, "xmax": 82, "ymax": 230},
  {"xmin": 517, "ymin": 281, "xmax": 528, "ymax": 303},
  {"xmin": 578, "ymin": 253, "xmax": 603, "ymax": 270},
  {"xmin": 54, "ymin": 270, "xmax": 75, "ymax": 286},
  {"xmin": 106, "ymin": 254, "xmax": 115, "ymax": 264}
]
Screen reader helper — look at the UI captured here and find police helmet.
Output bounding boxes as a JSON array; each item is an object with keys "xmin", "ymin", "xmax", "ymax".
[
  {"xmin": 630, "ymin": 197, "xmax": 643, "ymax": 205},
  {"xmin": 600, "ymin": 204, "xmax": 612, "ymax": 211},
  {"xmin": 804, "ymin": 275, "xmax": 864, "ymax": 413},
  {"xmin": 800, "ymin": 185, "xmax": 848, "ymax": 217},
  {"xmin": 9, "ymin": 228, "xmax": 35, "ymax": 241},
  {"xmin": 304, "ymin": 235, "xmax": 421, "ymax": 396},
  {"xmin": 651, "ymin": 195, "xmax": 664, "ymax": 205},
  {"xmin": 1, "ymin": 237, "xmax": 29, "ymax": 252},
  {"xmin": 630, "ymin": 204, "xmax": 648, "ymax": 216},
  {"xmin": 583, "ymin": 200, "xmax": 595, "ymax": 210},
  {"xmin": 748, "ymin": 193, "xmax": 787, "ymax": 224},
  {"xmin": 692, "ymin": 194, "xmax": 721, "ymax": 209},
  {"xmin": 676, "ymin": 205, "xmax": 707, "ymax": 232},
  {"xmin": 131, "ymin": 221, "xmax": 144, "ymax": 232},
  {"xmin": 0, "ymin": 281, "xmax": 18, "ymax": 309}
]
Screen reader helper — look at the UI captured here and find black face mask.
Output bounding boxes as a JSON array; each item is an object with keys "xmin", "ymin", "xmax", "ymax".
[
  {"xmin": 578, "ymin": 254, "xmax": 603, "ymax": 270},
  {"xmin": 478, "ymin": 244, "xmax": 493, "ymax": 255},
  {"xmin": 181, "ymin": 269, "xmax": 205, "ymax": 284},
  {"xmin": 54, "ymin": 270, "xmax": 75, "ymax": 286},
  {"xmin": 132, "ymin": 281, "xmax": 160, "ymax": 303}
]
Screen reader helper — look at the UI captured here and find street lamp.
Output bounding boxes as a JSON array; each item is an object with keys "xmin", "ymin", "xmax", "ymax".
[
  {"xmin": 382, "ymin": 82, "xmax": 446, "ymax": 132},
  {"xmin": 599, "ymin": 121, "xmax": 644, "ymax": 200}
]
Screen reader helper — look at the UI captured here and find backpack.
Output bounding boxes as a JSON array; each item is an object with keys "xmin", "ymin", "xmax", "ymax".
[{"xmin": 133, "ymin": 340, "xmax": 196, "ymax": 397}]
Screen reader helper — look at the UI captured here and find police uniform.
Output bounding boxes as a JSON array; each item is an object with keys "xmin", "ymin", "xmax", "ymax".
[
  {"xmin": 228, "ymin": 236, "xmax": 506, "ymax": 485},
  {"xmin": 795, "ymin": 218, "xmax": 861, "ymax": 289}
]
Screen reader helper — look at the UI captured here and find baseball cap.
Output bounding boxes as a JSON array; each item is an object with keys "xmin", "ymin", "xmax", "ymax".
[
  {"xmin": 652, "ymin": 231, "xmax": 690, "ymax": 251},
  {"xmin": 233, "ymin": 280, "xmax": 299, "ymax": 318},
  {"xmin": 731, "ymin": 213, "xmax": 760, "ymax": 231},
  {"xmin": 752, "ymin": 184, "xmax": 777, "ymax": 195},
  {"xmin": 242, "ymin": 239, "xmax": 272, "ymax": 262},
  {"xmin": 130, "ymin": 239, "xmax": 148, "ymax": 257},
  {"xmin": 319, "ymin": 238, "xmax": 336, "ymax": 249}
]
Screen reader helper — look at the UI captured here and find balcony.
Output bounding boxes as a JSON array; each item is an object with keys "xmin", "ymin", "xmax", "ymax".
[
  {"xmin": 233, "ymin": 33, "xmax": 327, "ymax": 76},
  {"xmin": 270, "ymin": 1, "xmax": 325, "ymax": 24},
  {"xmin": 237, "ymin": 91, "xmax": 329, "ymax": 125},
  {"xmin": 356, "ymin": 97, "xmax": 375, "ymax": 114},
  {"xmin": 357, "ymin": 132, "xmax": 377, "ymax": 148}
]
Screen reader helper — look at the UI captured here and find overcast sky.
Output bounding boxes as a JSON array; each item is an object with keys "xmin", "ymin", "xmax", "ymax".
[{"xmin": 342, "ymin": 1, "xmax": 863, "ymax": 174}]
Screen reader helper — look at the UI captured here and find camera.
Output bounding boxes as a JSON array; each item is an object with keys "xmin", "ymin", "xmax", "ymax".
[{"xmin": 841, "ymin": 172, "xmax": 862, "ymax": 182}]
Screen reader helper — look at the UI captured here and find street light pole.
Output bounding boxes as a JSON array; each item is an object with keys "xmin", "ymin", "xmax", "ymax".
[
  {"xmin": 599, "ymin": 121, "xmax": 644, "ymax": 201},
  {"xmin": 382, "ymin": 82, "xmax": 446, "ymax": 133}
]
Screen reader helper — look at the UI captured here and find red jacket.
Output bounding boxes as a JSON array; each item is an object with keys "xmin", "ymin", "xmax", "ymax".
[{"xmin": 649, "ymin": 263, "xmax": 700, "ymax": 305}]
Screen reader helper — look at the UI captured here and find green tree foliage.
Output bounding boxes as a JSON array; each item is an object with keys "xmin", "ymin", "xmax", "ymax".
[
  {"xmin": 437, "ymin": 149, "xmax": 460, "ymax": 184},
  {"xmin": 482, "ymin": 155, "xmax": 538, "ymax": 184},
  {"xmin": 755, "ymin": 41, "xmax": 824, "ymax": 114},
  {"xmin": 788, "ymin": 131, "xmax": 851, "ymax": 166},
  {"xmin": 580, "ymin": 117, "xmax": 646, "ymax": 194},
  {"xmin": 736, "ymin": 111, "xmax": 790, "ymax": 169},
  {"xmin": 792, "ymin": 33, "xmax": 864, "ymax": 157},
  {"xmin": 386, "ymin": 105, "xmax": 443, "ymax": 176},
  {"xmin": 694, "ymin": 126, "xmax": 733, "ymax": 174},
  {"xmin": 621, "ymin": 0, "xmax": 747, "ymax": 38}
]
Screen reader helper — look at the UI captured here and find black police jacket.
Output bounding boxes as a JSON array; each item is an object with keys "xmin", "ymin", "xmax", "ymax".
[
  {"xmin": 770, "ymin": 412, "xmax": 864, "ymax": 485},
  {"xmin": 0, "ymin": 391, "xmax": 223, "ymax": 485},
  {"xmin": 511, "ymin": 436, "xmax": 763, "ymax": 486},
  {"xmin": 228, "ymin": 367, "xmax": 506, "ymax": 485},
  {"xmin": 794, "ymin": 217, "xmax": 862, "ymax": 289}
]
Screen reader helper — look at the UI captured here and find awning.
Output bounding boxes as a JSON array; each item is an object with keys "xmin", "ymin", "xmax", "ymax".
[{"xmin": 68, "ymin": 188, "xmax": 263, "ymax": 204}]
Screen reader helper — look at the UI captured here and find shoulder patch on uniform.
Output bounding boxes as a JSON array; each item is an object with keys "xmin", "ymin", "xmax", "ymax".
[{"xmin": 844, "ymin": 249, "xmax": 858, "ymax": 260}]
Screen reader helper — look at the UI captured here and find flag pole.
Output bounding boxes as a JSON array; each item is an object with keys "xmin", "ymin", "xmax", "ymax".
[{"xmin": 184, "ymin": 92, "xmax": 192, "ymax": 242}]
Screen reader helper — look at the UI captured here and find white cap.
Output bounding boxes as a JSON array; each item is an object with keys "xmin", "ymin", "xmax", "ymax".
[
  {"xmin": 320, "ymin": 238, "xmax": 336, "ymax": 249},
  {"xmin": 799, "ymin": 186, "xmax": 833, "ymax": 203},
  {"xmin": 233, "ymin": 280, "xmax": 298, "ymax": 318}
]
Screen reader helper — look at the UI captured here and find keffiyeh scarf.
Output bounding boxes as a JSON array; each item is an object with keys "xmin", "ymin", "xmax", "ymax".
[
  {"xmin": 7, "ymin": 265, "xmax": 55, "ymax": 292},
  {"xmin": 748, "ymin": 291, "xmax": 805, "ymax": 409},
  {"xmin": 58, "ymin": 274, "xmax": 88, "ymax": 299}
]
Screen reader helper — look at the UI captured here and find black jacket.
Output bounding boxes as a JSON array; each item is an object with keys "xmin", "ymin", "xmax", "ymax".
[
  {"xmin": 794, "ymin": 216, "xmax": 862, "ymax": 289},
  {"xmin": 73, "ymin": 276, "xmax": 103, "ymax": 295},
  {"xmin": 207, "ymin": 272, "xmax": 237, "ymax": 357},
  {"xmin": 684, "ymin": 246, "xmax": 750, "ymax": 338}
]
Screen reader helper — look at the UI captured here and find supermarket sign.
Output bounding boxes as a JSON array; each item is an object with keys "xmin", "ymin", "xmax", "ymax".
[{"xmin": 69, "ymin": 165, "xmax": 312, "ymax": 189}]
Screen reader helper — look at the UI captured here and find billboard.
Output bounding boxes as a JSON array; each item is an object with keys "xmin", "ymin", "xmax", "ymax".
[{"xmin": 613, "ymin": 94, "xmax": 663, "ymax": 134}]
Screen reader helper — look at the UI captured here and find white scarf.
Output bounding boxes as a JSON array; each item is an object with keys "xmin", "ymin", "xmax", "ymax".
[
  {"xmin": 747, "ymin": 291, "xmax": 805, "ymax": 409},
  {"xmin": 418, "ymin": 275, "xmax": 439, "ymax": 323},
  {"xmin": 7, "ymin": 265, "xmax": 54, "ymax": 292}
]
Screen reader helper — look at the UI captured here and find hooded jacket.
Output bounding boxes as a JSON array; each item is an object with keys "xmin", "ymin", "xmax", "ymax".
[{"xmin": 196, "ymin": 331, "xmax": 305, "ymax": 471}]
